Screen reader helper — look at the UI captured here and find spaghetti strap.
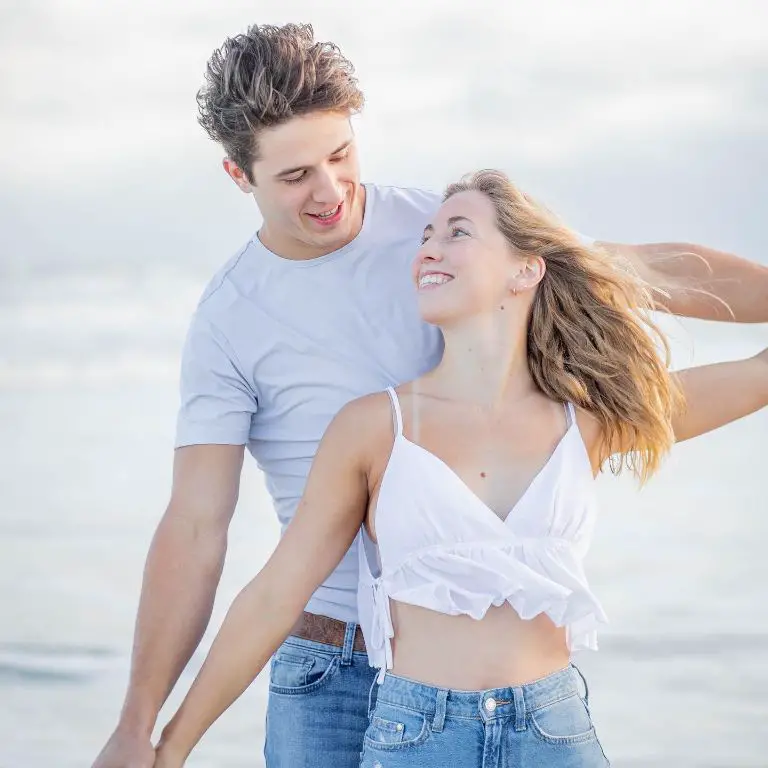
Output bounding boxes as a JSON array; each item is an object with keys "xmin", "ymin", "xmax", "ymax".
[
  {"xmin": 385, "ymin": 387, "xmax": 403, "ymax": 436},
  {"xmin": 565, "ymin": 401, "xmax": 577, "ymax": 426}
]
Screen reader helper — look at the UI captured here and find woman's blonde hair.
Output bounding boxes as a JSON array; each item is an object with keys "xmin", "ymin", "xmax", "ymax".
[{"xmin": 444, "ymin": 170, "xmax": 684, "ymax": 481}]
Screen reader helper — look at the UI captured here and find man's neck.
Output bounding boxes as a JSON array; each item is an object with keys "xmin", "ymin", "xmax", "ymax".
[{"xmin": 258, "ymin": 186, "xmax": 366, "ymax": 261}]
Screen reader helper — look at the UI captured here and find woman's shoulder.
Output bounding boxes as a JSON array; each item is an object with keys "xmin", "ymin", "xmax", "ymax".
[
  {"xmin": 336, "ymin": 389, "xmax": 391, "ymax": 422},
  {"xmin": 331, "ymin": 389, "xmax": 402, "ymax": 444}
]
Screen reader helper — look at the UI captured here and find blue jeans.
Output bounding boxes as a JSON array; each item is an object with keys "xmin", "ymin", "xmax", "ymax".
[
  {"xmin": 361, "ymin": 665, "xmax": 610, "ymax": 767},
  {"xmin": 264, "ymin": 622, "xmax": 376, "ymax": 767}
]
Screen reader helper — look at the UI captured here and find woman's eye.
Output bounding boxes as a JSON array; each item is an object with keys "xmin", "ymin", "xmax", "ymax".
[{"xmin": 451, "ymin": 227, "xmax": 468, "ymax": 238}]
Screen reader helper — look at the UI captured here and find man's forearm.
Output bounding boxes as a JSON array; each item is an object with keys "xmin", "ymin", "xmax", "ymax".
[
  {"xmin": 601, "ymin": 241, "xmax": 768, "ymax": 322},
  {"xmin": 157, "ymin": 571, "xmax": 300, "ymax": 760},
  {"xmin": 117, "ymin": 511, "xmax": 227, "ymax": 737}
]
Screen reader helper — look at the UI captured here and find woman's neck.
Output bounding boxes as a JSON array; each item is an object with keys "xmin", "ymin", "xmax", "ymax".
[{"xmin": 423, "ymin": 314, "xmax": 536, "ymax": 410}]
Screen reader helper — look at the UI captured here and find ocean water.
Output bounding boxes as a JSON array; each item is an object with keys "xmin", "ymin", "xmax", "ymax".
[{"xmin": 1, "ymin": 270, "xmax": 767, "ymax": 768}]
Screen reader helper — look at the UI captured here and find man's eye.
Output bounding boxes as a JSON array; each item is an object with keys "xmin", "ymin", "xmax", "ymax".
[{"xmin": 284, "ymin": 172, "xmax": 306, "ymax": 184}]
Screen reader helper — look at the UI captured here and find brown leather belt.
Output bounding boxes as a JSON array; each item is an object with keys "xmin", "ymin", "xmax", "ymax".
[{"xmin": 290, "ymin": 611, "xmax": 366, "ymax": 652}]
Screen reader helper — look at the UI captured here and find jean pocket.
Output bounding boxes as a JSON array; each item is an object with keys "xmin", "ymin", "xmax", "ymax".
[
  {"xmin": 268, "ymin": 648, "xmax": 340, "ymax": 695},
  {"xmin": 364, "ymin": 702, "xmax": 431, "ymax": 751},
  {"xmin": 528, "ymin": 692, "xmax": 597, "ymax": 745}
]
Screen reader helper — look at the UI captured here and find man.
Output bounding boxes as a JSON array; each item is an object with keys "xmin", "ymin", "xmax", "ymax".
[{"xmin": 92, "ymin": 22, "xmax": 768, "ymax": 768}]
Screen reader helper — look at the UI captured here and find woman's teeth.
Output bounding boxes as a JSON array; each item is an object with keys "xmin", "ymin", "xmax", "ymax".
[{"xmin": 419, "ymin": 273, "xmax": 452, "ymax": 288}]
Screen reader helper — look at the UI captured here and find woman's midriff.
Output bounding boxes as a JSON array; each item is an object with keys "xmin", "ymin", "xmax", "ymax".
[{"xmin": 388, "ymin": 600, "xmax": 570, "ymax": 690}]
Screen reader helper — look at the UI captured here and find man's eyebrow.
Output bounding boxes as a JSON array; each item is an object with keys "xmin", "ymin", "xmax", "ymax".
[
  {"xmin": 275, "ymin": 139, "xmax": 353, "ymax": 178},
  {"xmin": 422, "ymin": 215, "xmax": 473, "ymax": 234}
]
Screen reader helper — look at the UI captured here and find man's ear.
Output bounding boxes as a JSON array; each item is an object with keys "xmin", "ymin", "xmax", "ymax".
[{"xmin": 223, "ymin": 158, "xmax": 254, "ymax": 194}]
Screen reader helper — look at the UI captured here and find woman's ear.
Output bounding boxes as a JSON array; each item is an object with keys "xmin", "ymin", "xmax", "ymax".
[{"xmin": 510, "ymin": 255, "xmax": 546, "ymax": 295}]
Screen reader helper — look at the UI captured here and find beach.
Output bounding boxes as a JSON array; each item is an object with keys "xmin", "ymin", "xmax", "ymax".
[{"xmin": 1, "ymin": 271, "xmax": 767, "ymax": 767}]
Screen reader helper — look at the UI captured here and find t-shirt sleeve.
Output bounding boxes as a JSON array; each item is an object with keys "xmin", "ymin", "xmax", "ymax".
[
  {"xmin": 174, "ymin": 312, "xmax": 257, "ymax": 448},
  {"xmin": 575, "ymin": 231, "xmax": 595, "ymax": 247}
]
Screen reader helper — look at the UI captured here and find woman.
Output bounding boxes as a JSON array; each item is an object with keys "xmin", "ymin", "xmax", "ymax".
[{"xmin": 153, "ymin": 170, "xmax": 767, "ymax": 766}]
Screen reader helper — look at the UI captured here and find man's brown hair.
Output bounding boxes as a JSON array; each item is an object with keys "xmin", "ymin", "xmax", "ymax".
[{"xmin": 197, "ymin": 23, "xmax": 364, "ymax": 182}]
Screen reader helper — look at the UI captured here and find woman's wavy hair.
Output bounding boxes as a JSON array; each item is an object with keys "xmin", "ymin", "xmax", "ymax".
[{"xmin": 444, "ymin": 170, "xmax": 684, "ymax": 481}]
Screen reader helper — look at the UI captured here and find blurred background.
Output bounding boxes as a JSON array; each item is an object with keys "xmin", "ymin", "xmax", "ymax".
[{"xmin": 1, "ymin": 1, "xmax": 767, "ymax": 766}]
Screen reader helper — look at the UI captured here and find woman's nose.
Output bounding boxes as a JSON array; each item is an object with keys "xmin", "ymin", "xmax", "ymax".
[{"xmin": 417, "ymin": 241, "xmax": 442, "ymax": 263}]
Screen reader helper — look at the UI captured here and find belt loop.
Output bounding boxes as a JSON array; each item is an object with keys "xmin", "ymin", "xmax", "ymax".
[
  {"xmin": 571, "ymin": 662, "xmax": 589, "ymax": 706},
  {"xmin": 367, "ymin": 676, "xmax": 379, "ymax": 718},
  {"xmin": 432, "ymin": 688, "xmax": 448, "ymax": 733},
  {"xmin": 340, "ymin": 622, "xmax": 356, "ymax": 666},
  {"xmin": 512, "ymin": 686, "xmax": 526, "ymax": 732}
]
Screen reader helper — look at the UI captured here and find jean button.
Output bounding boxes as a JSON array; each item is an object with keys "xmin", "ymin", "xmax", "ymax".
[{"xmin": 484, "ymin": 696, "xmax": 497, "ymax": 712}]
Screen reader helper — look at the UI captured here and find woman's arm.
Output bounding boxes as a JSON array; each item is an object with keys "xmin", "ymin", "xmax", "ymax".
[
  {"xmin": 671, "ymin": 348, "xmax": 768, "ymax": 442},
  {"xmin": 575, "ymin": 348, "xmax": 768, "ymax": 472},
  {"xmin": 152, "ymin": 397, "xmax": 377, "ymax": 765}
]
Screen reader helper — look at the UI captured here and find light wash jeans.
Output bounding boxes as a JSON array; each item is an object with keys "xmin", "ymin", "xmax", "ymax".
[
  {"xmin": 360, "ymin": 665, "xmax": 610, "ymax": 767},
  {"xmin": 264, "ymin": 623, "xmax": 376, "ymax": 767},
  {"xmin": 264, "ymin": 623, "xmax": 609, "ymax": 767}
]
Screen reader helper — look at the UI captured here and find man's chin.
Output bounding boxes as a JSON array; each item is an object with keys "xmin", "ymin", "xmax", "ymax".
[{"xmin": 303, "ymin": 220, "xmax": 354, "ymax": 248}]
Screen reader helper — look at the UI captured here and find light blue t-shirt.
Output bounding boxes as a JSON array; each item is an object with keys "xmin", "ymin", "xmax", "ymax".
[{"xmin": 176, "ymin": 183, "xmax": 444, "ymax": 622}]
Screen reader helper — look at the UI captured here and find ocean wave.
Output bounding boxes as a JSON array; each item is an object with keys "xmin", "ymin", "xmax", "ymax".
[
  {"xmin": 601, "ymin": 630, "xmax": 768, "ymax": 659},
  {"xmin": 0, "ymin": 356, "xmax": 179, "ymax": 387},
  {"xmin": 0, "ymin": 642, "xmax": 121, "ymax": 684}
]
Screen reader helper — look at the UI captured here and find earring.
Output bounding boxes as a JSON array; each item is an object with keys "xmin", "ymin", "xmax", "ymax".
[{"xmin": 512, "ymin": 287, "xmax": 518, "ymax": 296}]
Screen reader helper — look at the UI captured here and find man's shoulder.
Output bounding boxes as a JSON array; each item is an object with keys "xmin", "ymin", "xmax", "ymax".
[
  {"xmin": 366, "ymin": 183, "xmax": 442, "ymax": 227},
  {"xmin": 194, "ymin": 236, "xmax": 259, "ymax": 317},
  {"xmin": 179, "ymin": 236, "xmax": 264, "ymax": 356}
]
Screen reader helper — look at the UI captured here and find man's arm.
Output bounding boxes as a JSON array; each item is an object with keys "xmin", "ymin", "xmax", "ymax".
[
  {"xmin": 92, "ymin": 443, "xmax": 244, "ymax": 768},
  {"xmin": 599, "ymin": 241, "xmax": 768, "ymax": 322}
]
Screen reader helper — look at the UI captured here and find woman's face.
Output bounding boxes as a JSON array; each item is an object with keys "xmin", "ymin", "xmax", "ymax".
[{"xmin": 412, "ymin": 190, "xmax": 522, "ymax": 327}]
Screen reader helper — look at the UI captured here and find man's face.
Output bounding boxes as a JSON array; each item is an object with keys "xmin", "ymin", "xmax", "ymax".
[{"xmin": 226, "ymin": 111, "xmax": 364, "ymax": 260}]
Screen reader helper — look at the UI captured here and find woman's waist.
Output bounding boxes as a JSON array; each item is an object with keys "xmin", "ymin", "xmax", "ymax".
[
  {"xmin": 389, "ymin": 602, "xmax": 570, "ymax": 690},
  {"xmin": 377, "ymin": 663, "xmax": 584, "ymax": 717}
]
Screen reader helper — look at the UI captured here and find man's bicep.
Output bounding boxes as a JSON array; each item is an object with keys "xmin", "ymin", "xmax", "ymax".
[
  {"xmin": 574, "ymin": 231, "xmax": 596, "ymax": 248},
  {"xmin": 168, "ymin": 443, "xmax": 246, "ymax": 529},
  {"xmin": 175, "ymin": 313, "xmax": 258, "ymax": 448},
  {"xmin": 594, "ymin": 241, "xmax": 651, "ymax": 281}
]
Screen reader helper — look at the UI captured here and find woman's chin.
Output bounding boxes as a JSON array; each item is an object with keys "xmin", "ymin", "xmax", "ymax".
[
  {"xmin": 417, "ymin": 286, "xmax": 479, "ymax": 328},
  {"xmin": 417, "ymin": 304, "xmax": 457, "ymax": 328}
]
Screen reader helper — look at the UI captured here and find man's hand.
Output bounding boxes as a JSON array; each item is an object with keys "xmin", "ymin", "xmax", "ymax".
[
  {"xmin": 91, "ymin": 726, "xmax": 155, "ymax": 768},
  {"xmin": 91, "ymin": 443, "xmax": 244, "ymax": 768}
]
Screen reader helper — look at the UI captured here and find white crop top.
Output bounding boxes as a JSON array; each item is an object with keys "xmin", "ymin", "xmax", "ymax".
[{"xmin": 357, "ymin": 387, "xmax": 608, "ymax": 683}]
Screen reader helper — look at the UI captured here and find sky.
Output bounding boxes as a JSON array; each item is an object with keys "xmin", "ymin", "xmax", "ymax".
[{"xmin": 1, "ymin": 0, "xmax": 767, "ymax": 280}]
